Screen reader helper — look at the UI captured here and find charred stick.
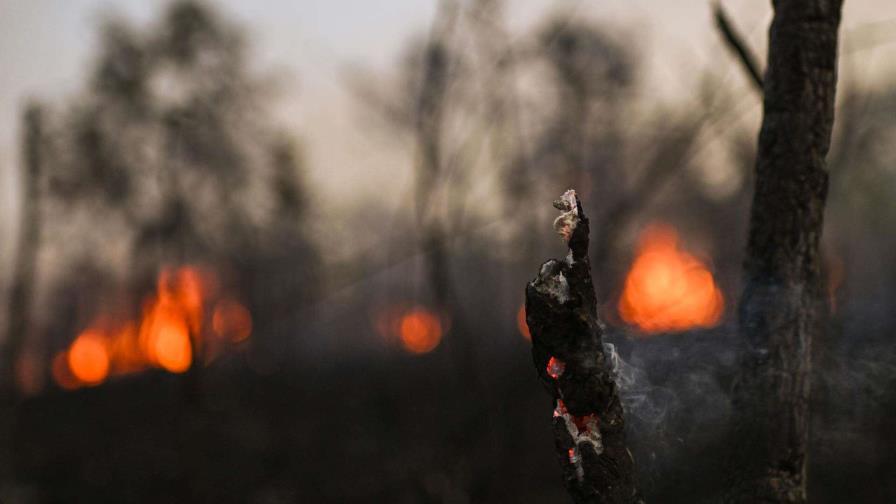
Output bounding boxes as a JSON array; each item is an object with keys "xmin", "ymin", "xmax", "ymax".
[{"xmin": 525, "ymin": 190, "xmax": 641, "ymax": 503}]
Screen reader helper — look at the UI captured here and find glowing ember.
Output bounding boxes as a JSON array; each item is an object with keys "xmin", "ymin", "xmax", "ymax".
[
  {"xmin": 68, "ymin": 330, "xmax": 110, "ymax": 385},
  {"xmin": 618, "ymin": 224, "xmax": 724, "ymax": 333},
  {"xmin": 547, "ymin": 356, "xmax": 565, "ymax": 379},
  {"xmin": 573, "ymin": 413, "xmax": 599, "ymax": 433},
  {"xmin": 398, "ymin": 308, "xmax": 443, "ymax": 354},
  {"xmin": 553, "ymin": 399, "xmax": 567, "ymax": 417},
  {"xmin": 517, "ymin": 304, "xmax": 530, "ymax": 340}
]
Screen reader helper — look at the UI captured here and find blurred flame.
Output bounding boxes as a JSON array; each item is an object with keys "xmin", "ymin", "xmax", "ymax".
[
  {"xmin": 51, "ymin": 264, "xmax": 252, "ymax": 390},
  {"xmin": 68, "ymin": 330, "xmax": 110, "ymax": 385},
  {"xmin": 618, "ymin": 224, "xmax": 724, "ymax": 333},
  {"xmin": 140, "ymin": 279, "xmax": 194, "ymax": 374},
  {"xmin": 399, "ymin": 309, "xmax": 443, "ymax": 354},
  {"xmin": 517, "ymin": 304, "xmax": 530, "ymax": 340},
  {"xmin": 372, "ymin": 304, "xmax": 446, "ymax": 355}
]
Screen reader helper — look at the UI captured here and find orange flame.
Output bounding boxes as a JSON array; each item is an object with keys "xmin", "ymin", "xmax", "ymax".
[
  {"xmin": 68, "ymin": 330, "xmax": 110, "ymax": 385},
  {"xmin": 51, "ymin": 264, "xmax": 252, "ymax": 390},
  {"xmin": 372, "ymin": 304, "xmax": 446, "ymax": 355},
  {"xmin": 618, "ymin": 224, "xmax": 724, "ymax": 333},
  {"xmin": 399, "ymin": 308, "xmax": 443, "ymax": 354}
]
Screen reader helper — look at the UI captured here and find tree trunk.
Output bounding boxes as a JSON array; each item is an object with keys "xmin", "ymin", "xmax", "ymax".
[
  {"xmin": 0, "ymin": 103, "xmax": 44, "ymax": 496},
  {"xmin": 2, "ymin": 103, "xmax": 44, "ymax": 398},
  {"xmin": 526, "ymin": 190, "xmax": 640, "ymax": 503},
  {"xmin": 729, "ymin": 1, "xmax": 843, "ymax": 502}
]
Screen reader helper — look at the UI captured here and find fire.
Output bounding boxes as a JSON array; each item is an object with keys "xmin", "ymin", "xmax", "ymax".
[
  {"xmin": 399, "ymin": 309, "xmax": 443, "ymax": 354},
  {"xmin": 372, "ymin": 304, "xmax": 446, "ymax": 355},
  {"xmin": 618, "ymin": 224, "xmax": 724, "ymax": 333},
  {"xmin": 51, "ymin": 264, "xmax": 252, "ymax": 390},
  {"xmin": 68, "ymin": 330, "xmax": 110, "ymax": 384}
]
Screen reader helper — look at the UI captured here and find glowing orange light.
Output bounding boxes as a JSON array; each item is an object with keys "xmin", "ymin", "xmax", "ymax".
[
  {"xmin": 141, "ymin": 303, "xmax": 192, "ymax": 373},
  {"xmin": 618, "ymin": 224, "xmax": 724, "ymax": 333},
  {"xmin": 68, "ymin": 331, "xmax": 110, "ymax": 385},
  {"xmin": 517, "ymin": 304, "xmax": 531, "ymax": 340},
  {"xmin": 54, "ymin": 264, "xmax": 252, "ymax": 388},
  {"xmin": 399, "ymin": 308, "xmax": 443, "ymax": 354},
  {"xmin": 212, "ymin": 299, "xmax": 252, "ymax": 343},
  {"xmin": 547, "ymin": 356, "xmax": 565, "ymax": 379}
]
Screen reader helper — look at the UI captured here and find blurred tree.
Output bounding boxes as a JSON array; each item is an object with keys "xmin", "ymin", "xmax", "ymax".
[
  {"xmin": 2, "ymin": 104, "xmax": 45, "ymax": 398},
  {"xmin": 32, "ymin": 0, "xmax": 317, "ymax": 375},
  {"xmin": 729, "ymin": 0, "xmax": 844, "ymax": 502}
]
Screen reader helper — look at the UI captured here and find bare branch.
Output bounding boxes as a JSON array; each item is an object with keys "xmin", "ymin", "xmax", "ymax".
[{"xmin": 713, "ymin": 2, "xmax": 764, "ymax": 94}]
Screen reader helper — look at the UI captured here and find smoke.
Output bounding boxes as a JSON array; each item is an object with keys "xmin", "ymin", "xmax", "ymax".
[{"xmin": 603, "ymin": 326, "xmax": 739, "ymax": 497}]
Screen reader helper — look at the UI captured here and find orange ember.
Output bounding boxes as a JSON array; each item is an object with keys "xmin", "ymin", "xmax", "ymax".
[
  {"xmin": 68, "ymin": 330, "xmax": 110, "ymax": 385},
  {"xmin": 517, "ymin": 304, "xmax": 530, "ymax": 340},
  {"xmin": 546, "ymin": 356, "xmax": 565, "ymax": 379},
  {"xmin": 618, "ymin": 224, "xmax": 724, "ymax": 333},
  {"xmin": 398, "ymin": 308, "xmax": 443, "ymax": 354}
]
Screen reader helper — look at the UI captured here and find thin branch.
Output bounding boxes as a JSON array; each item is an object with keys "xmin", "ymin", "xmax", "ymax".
[{"xmin": 712, "ymin": 2, "xmax": 764, "ymax": 94}]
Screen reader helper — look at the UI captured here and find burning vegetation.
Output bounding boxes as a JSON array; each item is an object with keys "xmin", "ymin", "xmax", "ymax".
[
  {"xmin": 618, "ymin": 224, "xmax": 724, "ymax": 334},
  {"xmin": 50, "ymin": 265, "xmax": 252, "ymax": 390}
]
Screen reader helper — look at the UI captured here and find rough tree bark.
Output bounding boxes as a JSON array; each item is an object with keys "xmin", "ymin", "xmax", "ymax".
[
  {"xmin": 728, "ymin": 1, "xmax": 843, "ymax": 502},
  {"xmin": 526, "ymin": 190, "xmax": 640, "ymax": 504}
]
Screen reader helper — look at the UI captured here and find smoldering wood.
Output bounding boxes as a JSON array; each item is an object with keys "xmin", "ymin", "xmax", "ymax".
[
  {"xmin": 525, "ymin": 192, "xmax": 640, "ymax": 503},
  {"xmin": 728, "ymin": 0, "xmax": 843, "ymax": 502}
]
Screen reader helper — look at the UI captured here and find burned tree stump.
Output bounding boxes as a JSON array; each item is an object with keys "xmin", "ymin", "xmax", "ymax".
[{"xmin": 525, "ymin": 190, "xmax": 640, "ymax": 503}]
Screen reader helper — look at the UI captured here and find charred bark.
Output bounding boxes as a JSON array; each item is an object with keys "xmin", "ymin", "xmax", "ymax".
[
  {"xmin": 526, "ymin": 191, "xmax": 640, "ymax": 504},
  {"xmin": 728, "ymin": 1, "xmax": 843, "ymax": 502},
  {"xmin": 713, "ymin": 2, "xmax": 764, "ymax": 94}
]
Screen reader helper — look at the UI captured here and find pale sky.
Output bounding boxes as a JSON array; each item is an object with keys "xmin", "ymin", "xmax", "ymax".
[{"xmin": 2, "ymin": 0, "xmax": 895, "ymax": 275}]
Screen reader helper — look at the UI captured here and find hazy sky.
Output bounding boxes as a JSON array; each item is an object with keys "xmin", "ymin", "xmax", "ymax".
[{"xmin": 2, "ymin": 0, "xmax": 895, "ymax": 272}]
